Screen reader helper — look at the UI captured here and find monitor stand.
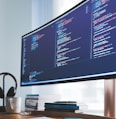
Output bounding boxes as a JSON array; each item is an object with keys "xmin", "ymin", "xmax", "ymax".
[{"xmin": 104, "ymin": 79, "xmax": 116, "ymax": 118}]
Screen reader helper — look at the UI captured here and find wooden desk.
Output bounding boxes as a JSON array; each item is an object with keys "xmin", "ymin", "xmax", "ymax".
[
  {"xmin": 30, "ymin": 111, "xmax": 115, "ymax": 119},
  {"xmin": 0, "ymin": 112, "xmax": 60, "ymax": 119},
  {"xmin": 0, "ymin": 113, "xmax": 36, "ymax": 119},
  {"xmin": 0, "ymin": 111, "xmax": 115, "ymax": 119}
]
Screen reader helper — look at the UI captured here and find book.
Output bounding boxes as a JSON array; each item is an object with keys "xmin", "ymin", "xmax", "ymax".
[
  {"xmin": 54, "ymin": 101, "xmax": 77, "ymax": 104},
  {"xmin": 28, "ymin": 117, "xmax": 55, "ymax": 119},
  {"xmin": 44, "ymin": 102, "xmax": 79, "ymax": 111},
  {"xmin": 45, "ymin": 108, "xmax": 82, "ymax": 113},
  {"xmin": 63, "ymin": 117, "xmax": 84, "ymax": 119}
]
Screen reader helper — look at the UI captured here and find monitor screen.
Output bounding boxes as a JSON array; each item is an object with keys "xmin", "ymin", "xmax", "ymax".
[{"xmin": 21, "ymin": 0, "xmax": 116, "ymax": 86}]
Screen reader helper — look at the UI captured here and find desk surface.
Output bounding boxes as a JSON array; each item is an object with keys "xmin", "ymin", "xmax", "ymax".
[
  {"xmin": 0, "ymin": 113, "xmax": 35, "ymax": 119},
  {"xmin": 0, "ymin": 111, "xmax": 115, "ymax": 119},
  {"xmin": 0, "ymin": 112, "xmax": 60, "ymax": 119}
]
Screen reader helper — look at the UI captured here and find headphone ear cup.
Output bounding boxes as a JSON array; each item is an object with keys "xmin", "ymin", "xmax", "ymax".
[
  {"xmin": 6, "ymin": 87, "xmax": 16, "ymax": 97},
  {"xmin": 0, "ymin": 87, "xmax": 4, "ymax": 98}
]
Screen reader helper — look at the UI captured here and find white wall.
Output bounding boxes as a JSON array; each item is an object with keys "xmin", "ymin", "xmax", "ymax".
[
  {"xmin": 32, "ymin": 0, "xmax": 54, "ymax": 30},
  {"xmin": 0, "ymin": 0, "xmax": 32, "ymax": 109},
  {"xmin": 53, "ymin": 0, "xmax": 82, "ymax": 17}
]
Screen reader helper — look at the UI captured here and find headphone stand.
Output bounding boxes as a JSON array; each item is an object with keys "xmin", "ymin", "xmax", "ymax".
[
  {"xmin": 0, "ymin": 74, "xmax": 6, "ymax": 112},
  {"xmin": 0, "ymin": 72, "xmax": 17, "ymax": 113}
]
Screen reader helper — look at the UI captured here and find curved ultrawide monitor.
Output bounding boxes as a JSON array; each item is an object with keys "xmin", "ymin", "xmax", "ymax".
[{"xmin": 21, "ymin": 0, "xmax": 116, "ymax": 86}]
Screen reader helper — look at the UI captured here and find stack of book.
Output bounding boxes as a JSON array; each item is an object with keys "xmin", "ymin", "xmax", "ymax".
[{"xmin": 44, "ymin": 101, "xmax": 81, "ymax": 112}]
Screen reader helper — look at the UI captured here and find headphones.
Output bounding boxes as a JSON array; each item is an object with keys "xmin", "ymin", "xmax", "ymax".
[{"xmin": 0, "ymin": 72, "xmax": 17, "ymax": 98}]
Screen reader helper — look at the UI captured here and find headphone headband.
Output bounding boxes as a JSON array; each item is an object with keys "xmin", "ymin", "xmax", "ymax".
[{"xmin": 0, "ymin": 72, "xmax": 17, "ymax": 91}]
